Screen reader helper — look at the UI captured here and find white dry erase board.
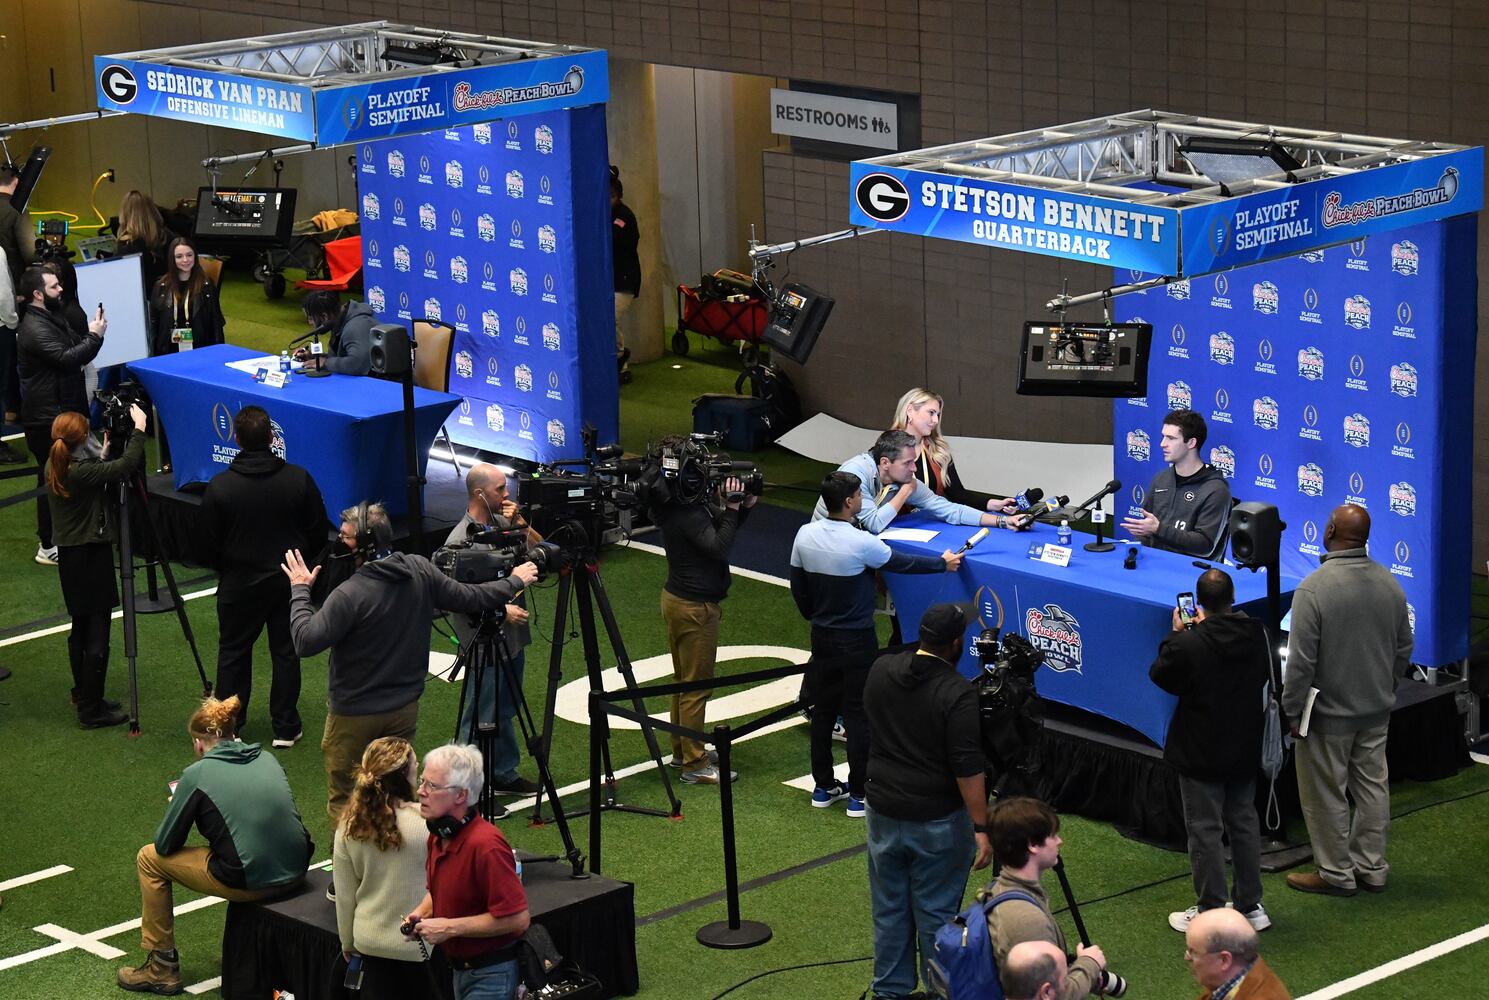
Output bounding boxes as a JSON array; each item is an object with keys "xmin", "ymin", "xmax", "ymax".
[{"xmin": 75, "ymin": 254, "xmax": 150, "ymax": 369}]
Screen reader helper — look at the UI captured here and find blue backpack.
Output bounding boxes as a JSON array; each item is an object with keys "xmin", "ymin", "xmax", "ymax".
[{"xmin": 927, "ymin": 890, "xmax": 1038, "ymax": 1000}]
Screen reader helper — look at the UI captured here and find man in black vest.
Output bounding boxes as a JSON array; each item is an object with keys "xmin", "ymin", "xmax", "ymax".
[{"xmin": 200, "ymin": 405, "xmax": 329, "ymax": 746}]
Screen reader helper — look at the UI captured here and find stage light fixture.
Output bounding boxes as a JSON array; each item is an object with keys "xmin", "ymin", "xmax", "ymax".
[{"xmin": 1178, "ymin": 136, "xmax": 1303, "ymax": 194}]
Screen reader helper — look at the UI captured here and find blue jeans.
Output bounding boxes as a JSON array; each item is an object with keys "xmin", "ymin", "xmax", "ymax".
[
  {"xmin": 457, "ymin": 649, "xmax": 525, "ymax": 783},
  {"xmin": 453, "ymin": 958, "xmax": 518, "ymax": 1000},
  {"xmin": 866, "ymin": 804, "xmax": 975, "ymax": 998}
]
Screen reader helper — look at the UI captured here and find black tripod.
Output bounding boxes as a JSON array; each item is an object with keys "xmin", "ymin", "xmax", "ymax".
[
  {"xmin": 533, "ymin": 538, "xmax": 681, "ymax": 824},
  {"xmin": 107, "ymin": 431, "xmax": 211, "ymax": 734},
  {"xmin": 451, "ymin": 609, "xmax": 586, "ymax": 877}
]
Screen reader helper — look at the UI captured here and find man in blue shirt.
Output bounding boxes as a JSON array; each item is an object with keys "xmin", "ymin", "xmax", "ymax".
[
  {"xmin": 791, "ymin": 471, "xmax": 962, "ymax": 816},
  {"xmin": 813, "ymin": 429, "xmax": 1023, "ymax": 534}
]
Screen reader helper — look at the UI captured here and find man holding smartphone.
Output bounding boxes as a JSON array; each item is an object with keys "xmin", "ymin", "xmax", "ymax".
[{"xmin": 1148, "ymin": 569, "xmax": 1272, "ymax": 934}]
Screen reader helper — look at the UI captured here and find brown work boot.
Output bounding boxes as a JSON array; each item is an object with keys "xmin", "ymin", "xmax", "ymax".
[
  {"xmin": 117, "ymin": 950, "xmax": 184, "ymax": 994},
  {"xmin": 1286, "ymin": 872, "xmax": 1356, "ymax": 897}
]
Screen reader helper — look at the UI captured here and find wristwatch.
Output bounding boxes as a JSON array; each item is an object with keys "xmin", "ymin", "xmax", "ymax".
[{"xmin": 973, "ymin": 822, "xmax": 990, "ymax": 834}]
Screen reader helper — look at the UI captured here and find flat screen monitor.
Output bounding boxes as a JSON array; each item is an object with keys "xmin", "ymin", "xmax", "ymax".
[
  {"xmin": 192, "ymin": 187, "xmax": 297, "ymax": 249},
  {"xmin": 1017, "ymin": 321, "xmax": 1152, "ymax": 397}
]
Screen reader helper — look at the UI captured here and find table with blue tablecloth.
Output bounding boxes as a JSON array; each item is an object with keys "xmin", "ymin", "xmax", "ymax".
[
  {"xmin": 128, "ymin": 345, "xmax": 460, "ymax": 518},
  {"xmin": 881, "ymin": 512, "xmax": 1297, "ymax": 747}
]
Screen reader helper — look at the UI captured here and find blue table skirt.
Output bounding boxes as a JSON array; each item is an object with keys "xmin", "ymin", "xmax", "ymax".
[
  {"xmin": 881, "ymin": 512, "xmax": 1296, "ymax": 747},
  {"xmin": 128, "ymin": 345, "xmax": 460, "ymax": 518}
]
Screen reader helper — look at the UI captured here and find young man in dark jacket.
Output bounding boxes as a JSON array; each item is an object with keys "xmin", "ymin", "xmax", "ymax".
[
  {"xmin": 200, "ymin": 405, "xmax": 329, "ymax": 747},
  {"xmin": 1122, "ymin": 410, "xmax": 1232, "ymax": 560},
  {"xmin": 1149, "ymin": 568, "xmax": 1272, "ymax": 933},
  {"xmin": 16, "ymin": 265, "xmax": 105, "ymax": 564},
  {"xmin": 280, "ymin": 501, "xmax": 538, "ymax": 823},
  {"xmin": 295, "ymin": 291, "xmax": 374, "ymax": 376}
]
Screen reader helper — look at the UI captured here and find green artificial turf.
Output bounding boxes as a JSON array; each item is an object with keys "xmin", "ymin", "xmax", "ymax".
[{"xmin": 2, "ymin": 268, "xmax": 1487, "ymax": 998}]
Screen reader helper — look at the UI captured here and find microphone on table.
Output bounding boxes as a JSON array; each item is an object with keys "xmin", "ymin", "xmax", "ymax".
[
  {"xmin": 1014, "ymin": 487, "xmax": 1044, "ymax": 511},
  {"xmin": 288, "ymin": 320, "xmax": 333, "ymax": 348},
  {"xmin": 1072, "ymin": 479, "xmax": 1123, "ymax": 513},
  {"xmin": 955, "ymin": 527, "xmax": 989, "ymax": 554}
]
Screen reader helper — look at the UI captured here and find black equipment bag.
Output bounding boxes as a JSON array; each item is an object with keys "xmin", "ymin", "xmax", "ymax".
[{"xmin": 692, "ymin": 394, "xmax": 775, "ymax": 452}]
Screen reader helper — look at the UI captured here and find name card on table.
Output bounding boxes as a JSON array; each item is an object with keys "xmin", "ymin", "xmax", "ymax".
[
  {"xmin": 262, "ymin": 370, "xmax": 289, "ymax": 389},
  {"xmin": 1026, "ymin": 541, "xmax": 1072, "ymax": 567}
]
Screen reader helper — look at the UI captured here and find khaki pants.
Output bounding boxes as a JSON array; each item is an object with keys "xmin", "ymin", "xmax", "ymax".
[
  {"xmin": 322, "ymin": 699, "xmax": 420, "ymax": 824},
  {"xmin": 137, "ymin": 845, "xmax": 281, "ymax": 952},
  {"xmin": 1294, "ymin": 721, "xmax": 1391, "ymax": 890},
  {"xmin": 660, "ymin": 590, "xmax": 720, "ymax": 770}
]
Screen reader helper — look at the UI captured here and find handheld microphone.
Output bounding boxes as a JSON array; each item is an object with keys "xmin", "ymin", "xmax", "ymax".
[
  {"xmin": 1073, "ymin": 479, "xmax": 1123, "ymax": 513},
  {"xmin": 1014, "ymin": 487, "xmax": 1044, "ymax": 511},
  {"xmin": 1124, "ymin": 546, "xmax": 1139, "ymax": 570},
  {"xmin": 956, "ymin": 527, "xmax": 989, "ymax": 554},
  {"xmin": 1022, "ymin": 494, "xmax": 1070, "ymax": 520}
]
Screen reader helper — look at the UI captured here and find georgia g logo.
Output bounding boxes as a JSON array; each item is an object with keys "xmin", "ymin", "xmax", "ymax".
[
  {"xmin": 100, "ymin": 64, "xmax": 138, "ymax": 104},
  {"xmin": 854, "ymin": 173, "xmax": 910, "ymax": 223}
]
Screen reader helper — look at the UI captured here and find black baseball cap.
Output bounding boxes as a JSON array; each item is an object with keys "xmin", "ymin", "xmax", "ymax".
[{"xmin": 918, "ymin": 603, "xmax": 970, "ymax": 644}]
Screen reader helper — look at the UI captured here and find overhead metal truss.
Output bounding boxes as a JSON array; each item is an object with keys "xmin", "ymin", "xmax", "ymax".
[
  {"xmin": 108, "ymin": 22, "xmax": 600, "ymax": 92},
  {"xmin": 858, "ymin": 109, "xmax": 1473, "ymax": 209}
]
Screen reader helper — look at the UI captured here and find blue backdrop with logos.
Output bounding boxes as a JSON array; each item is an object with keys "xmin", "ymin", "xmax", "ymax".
[
  {"xmin": 356, "ymin": 107, "xmax": 617, "ymax": 464},
  {"xmin": 1112, "ymin": 216, "xmax": 1477, "ymax": 667}
]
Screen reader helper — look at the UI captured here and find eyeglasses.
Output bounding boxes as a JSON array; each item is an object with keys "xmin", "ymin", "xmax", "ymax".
[
  {"xmin": 1184, "ymin": 947, "xmax": 1227, "ymax": 961},
  {"xmin": 417, "ymin": 777, "xmax": 457, "ymax": 793}
]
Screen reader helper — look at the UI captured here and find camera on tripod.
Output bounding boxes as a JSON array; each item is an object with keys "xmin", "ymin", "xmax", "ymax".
[
  {"xmin": 632, "ymin": 432, "xmax": 763, "ymax": 507},
  {"xmin": 95, "ymin": 381, "xmax": 145, "ymax": 444},
  {"xmin": 974, "ymin": 627, "xmax": 1047, "ymax": 796},
  {"xmin": 433, "ymin": 525, "xmax": 559, "ymax": 584}
]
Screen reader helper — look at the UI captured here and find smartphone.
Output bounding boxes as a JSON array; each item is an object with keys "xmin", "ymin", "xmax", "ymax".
[
  {"xmin": 1176, "ymin": 592, "xmax": 1197, "ymax": 628},
  {"xmin": 344, "ymin": 954, "xmax": 363, "ymax": 990}
]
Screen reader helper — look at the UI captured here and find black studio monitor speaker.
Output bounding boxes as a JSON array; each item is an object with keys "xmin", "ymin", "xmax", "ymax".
[
  {"xmin": 762, "ymin": 282, "xmax": 834, "ymax": 365},
  {"xmin": 369, "ymin": 323, "xmax": 412, "ymax": 377},
  {"xmin": 1230, "ymin": 501, "xmax": 1283, "ymax": 568}
]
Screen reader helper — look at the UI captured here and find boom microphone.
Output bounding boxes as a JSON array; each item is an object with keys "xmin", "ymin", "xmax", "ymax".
[
  {"xmin": 1014, "ymin": 487, "xmax": 1044, "ymax": 511},
  {"xmin": 1073, "ymin": 479, "xmax": 1122, "ymax": 512},
  {"xmin": 956, "ymin": 527, "xmax": 989, "ymax": 554}
]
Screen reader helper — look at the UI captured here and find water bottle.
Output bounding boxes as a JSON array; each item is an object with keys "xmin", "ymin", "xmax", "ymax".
[
  {"xmin": 279, "ymin": 350, "xmax": 291, "ymax": 374},
  {"xmin": 515, "ymin": 859, "xmax": 524, "ymax": 883},
  {"xmin": 1057, "ymin": 519, "xmax": 1072, "ymax": 547}
]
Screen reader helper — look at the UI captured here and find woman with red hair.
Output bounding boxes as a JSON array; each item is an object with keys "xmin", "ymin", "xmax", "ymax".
[{"xmin": 46, "ymin": 401, "xmax": 146, "ymax": 728}]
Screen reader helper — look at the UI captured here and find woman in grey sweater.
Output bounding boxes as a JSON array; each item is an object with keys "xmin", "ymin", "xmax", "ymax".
[{"xmin": 333, "ymin": 737, "xmax": 449, "ymax": 998}]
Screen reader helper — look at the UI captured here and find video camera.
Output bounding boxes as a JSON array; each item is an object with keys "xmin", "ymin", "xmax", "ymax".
[
  {"xmin": 95, "ymin": 381, "xmax": 144, "ymax": 444},
  {"xmin": 433, "ymin": 524, "xmax": 560, "ymax": 584},
  {"xmin": 632, "ymin": 432, "xmax": 763, "ymax": 507},
  {"xmin": 973, "ymin": 627, "xmax": 1046, "ymax": 796}
]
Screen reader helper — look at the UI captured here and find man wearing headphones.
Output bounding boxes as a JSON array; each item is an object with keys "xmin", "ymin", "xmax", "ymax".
[{"xmin": 281, "ymin": 501, "xmax": 539, "ymax": 825}]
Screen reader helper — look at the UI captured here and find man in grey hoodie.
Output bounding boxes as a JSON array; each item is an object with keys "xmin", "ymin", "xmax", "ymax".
[
  {"xmin": 281, "ymin": 501, "xmax": 538, "ymax": 823},
  {"xmin": 1283, "ymin": 503, "xmax": 1413, "ymax": 897}
]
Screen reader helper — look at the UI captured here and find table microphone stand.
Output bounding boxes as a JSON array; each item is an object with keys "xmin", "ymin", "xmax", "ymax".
[{"xmin": 1083, "ymin": 507, "xmax": 1115, "ymax": 553}]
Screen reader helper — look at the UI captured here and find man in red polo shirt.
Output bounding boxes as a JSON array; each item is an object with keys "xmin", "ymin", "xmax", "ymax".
[{"xmin": 404, "ymin": 743, "xmax": 530, "ymax": 1000}]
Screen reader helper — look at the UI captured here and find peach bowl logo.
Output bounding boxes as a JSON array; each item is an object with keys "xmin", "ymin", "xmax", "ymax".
[
  {"xmin": 510, "ymin": 268, "xmax": 528, "ymax": 295},
  {"xmin": 445, "ymin": 159, "xmax": 464, "ymax": 188},
  {"xmin": 1252, "ymin": 396, "xmax": 1279, "ymax": 430},
  {"xmin": 387, "ymin": 150, "xmax": 405, "ymax": 177},
  {"xmin": 1126, "ymin": 428, "xmax": 1151, "ymax": 462},
  {"xmin": 1389, "ymin": 482, "xmax": 1416, "ymax": 517},
  {"xmin": 1390, "ymin": 240, "xmax": 1419, "ymax": 276},
  {"xmin": 1344, "ymin": 294, "xmax": 1371, "ymax": 330},
  {"xmin": 547, "ymin": 418, "xmax": 566, "ymax": 446},
  {"xmin": 1297, "ymin": 346, "xmax": 1324, "ymax": 381},
  {"xmin": 269, "ymin": 419, "xmax": 286, "ymax": 460},
  {"xmin": 486, "ymin": 403, "xmax": 504, "ymax": 433},
  {"xmin": 1167, "ymin": 380, "xmax": 1192, "ymax": 412},
  {"xmin": 1166, "ymin": 279, "xmax": 1190, "ymax": 300},
  {"xmin": 514, "ymin": 364, "xmax": 533, "ymax": 392},
  {"xmin": 1297, "ymin": 462, "xmax": 1325, "ymax": 497},
  {"xmin": 450, "ymin": 256, "xmax": 468, "ymax": 284},
  {"xmin": 367, "ymin": 286, "xmax": 385, "ymax": 313},
  {"xmin": 1343, "ymin": 412, "xmax": 1371, "ymax": 448},
  {"xmin": 1025, "ymin": 604, "xmax": 1082, "ymax": 674},
  {"xmin": 542, "ymin": 321, "xmax": 561, "ymax": 350},
  {"xmin": 361, "ymin": 193, "xmax": 380, "ymax": 220},
  {"xmin": 1252, "ymin": 280, "xmax": 1279, "ymax": 314},
  {"xmin": 454, "ymin": 350, "xmax": 474, "ymax": 379},
  {"xmin": 1209, "ymin": 331, "xmax": 1235, "ymax": 365},
  {"xmin": 473, "ymin": 123, "xmax": 492, "ymax": 145},
  {"xmin": 481, "ymin": 309, "xmax": 499, "ymax": 338},
  {"xmin": 423, "ymin": 297, "xmax": 441, "ymax": 323},
  {"xmin": 537, "ymin": 224, "xmax": 557, "ymax": 254},
  {"xmin": 1389, "ymin": 362, "xmax": 1418, "ymax": 398},
  {"xmin": 506, "ymin": 169, "xmax": 524, "ymax": 198},
  {"xmin": 535, "ymin": 125, "xmax": 555, "ymax": 153},
  {"xmin": 418, "ymin": 202, "xmax": 436, "ymax": 230},
  {"xmin": 477, "ymin": 213, "xmax": 496, "ymax": 242},
  {"xmin": 393, "ymin": 245, "xmax": 411, "ymax": 272},
  {"xmin": 1209, "ymin": 445, "xmax": 1235, "ymax": 479}
]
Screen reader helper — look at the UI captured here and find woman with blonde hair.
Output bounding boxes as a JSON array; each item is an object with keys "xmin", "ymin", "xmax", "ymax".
[
  {"xmin": 117, "ymin": 694, "xmax": 313, "ymax": 994},
  {"xmin": 46, "ymin": 403, "xmax": 146, "ymax": 727},
  {"xmin": 891, "ymin": 387, "xmax": 1018, "ymax": 513},
  {"xmin": 334, "ymin": 737, "xmax": 447, "ymax": 998}
]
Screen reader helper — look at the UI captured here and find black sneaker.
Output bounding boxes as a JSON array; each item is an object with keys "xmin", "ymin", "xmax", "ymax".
[
  {"xmin": 0, "ymin": 444, "xmax": 25, "ymax": 465},
  {"xmin": 78, "ymin": 705, "xmax": 128, "ymax": 729},
  {"xmin": 491, "ymin": 775, "xmax": 542, "ymax": 795}
]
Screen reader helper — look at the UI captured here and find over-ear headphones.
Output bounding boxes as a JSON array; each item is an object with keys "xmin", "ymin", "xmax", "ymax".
[
  {"xmin": 426, "ymin": 807, "xmax": 476, "ymax": 839},
  {"xmin": 352, "ymin": 500, "xmax": 393, "ymax": 562}
]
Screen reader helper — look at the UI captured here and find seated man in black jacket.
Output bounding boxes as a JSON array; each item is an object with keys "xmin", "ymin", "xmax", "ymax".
[
  {"xmin": 1149, "ymin": 568, "xmax": 1272, "ymax": 935},
  {"xmin": 201, "ymin": 405, "xmax": 329, "ymax": 747},
  {"xmin": 294, "ymin": 290, "xmax": 374, "ymax": 376}
]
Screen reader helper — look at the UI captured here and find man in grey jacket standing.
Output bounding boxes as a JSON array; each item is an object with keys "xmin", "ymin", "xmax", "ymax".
[
  {"xmin": 1283, "ymin": 503, "xmax": 1413, "ymax": 897},
  {"xmin": 280, "ymin": 501, "xmax": 538, "ymax": 824}
]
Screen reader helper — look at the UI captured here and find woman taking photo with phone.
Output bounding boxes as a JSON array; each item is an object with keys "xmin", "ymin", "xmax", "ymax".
[{"xmin": 46, "ymin": 402, "xmax": 146, "ymax": 727}]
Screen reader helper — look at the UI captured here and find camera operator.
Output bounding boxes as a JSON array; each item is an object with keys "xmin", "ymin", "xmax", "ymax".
[
  {"xmin": 117, "ymin": 694, "xmax": 313, "ymax": 995},
  {"xmin": 1149, "ymin": 569, "xmax": 1271, "ymax": 934},
  {"xmin": 649, "ymin": 435, "xmax": 757, "ymax": 785},
  {"xmin": 445, "ymin": 463, "xmax": 544, "ymax": 808},
  {"xmin": 45, "ymin": 403, "xmax": 145, "ymax": 728},
  {"xmin": 281, "ymin": 501, "xmax": 538, "ymax": 825},
  {"xmin": 791, "ymin": 471, "xmax": 962, "ymax": 816},
  {"xmin": 295, "ymin": 290, "xmax": 374, "ymax": 375},
  {"xmin": 861, "ymin": 603, "xmax": 990, "ymax": 998},
  {"xmin": 816, "ymin": 429, "xmax": 1024, "ymax": 535},
  {"xmin": 16, "ymin": 265, "xmax": 106, "ymax": 566},
  {"xmin": 986, "ymin": 797, "xmax": 1115, "ymax": 999}
]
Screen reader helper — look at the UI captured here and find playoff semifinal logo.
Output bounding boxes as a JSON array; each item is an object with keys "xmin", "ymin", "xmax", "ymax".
[
  {"xmin": 1025, "ymin": 604, "xmax": 1083, "ymax": 674},
  {"xmin": 854, "ymin": 173, "xmax": 911, "ymax": 223}
]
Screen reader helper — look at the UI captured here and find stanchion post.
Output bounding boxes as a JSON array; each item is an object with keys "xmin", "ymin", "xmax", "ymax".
[{"xmin": 696, "ymin": 724, "xmax": 772, "ymax": 949}]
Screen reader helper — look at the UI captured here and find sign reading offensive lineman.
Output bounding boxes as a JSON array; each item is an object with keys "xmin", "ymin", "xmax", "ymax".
[{"xmin": 96, "ymin": 58, "xmax": 316, "ymax": 141}]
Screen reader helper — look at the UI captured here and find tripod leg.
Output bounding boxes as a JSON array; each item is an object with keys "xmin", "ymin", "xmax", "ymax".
[
  {"xmin": 532, "ymin": 569, "xmax": 574, "ymax": 825},
  {"xmin": 582, "ymin": 563, "xmax": 681, "ymax": 814}
]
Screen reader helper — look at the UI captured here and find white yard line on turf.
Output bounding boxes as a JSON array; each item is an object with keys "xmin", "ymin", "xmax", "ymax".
[
  {"xmin": 186, "ymin": 976, "xmax": 223, "ymax": 994},
  {"xmin": 0, "ymin": 588, "xmax": 218, "ymax": 648},
  {"xmin": 624, "ymin": 540, "xmax": 790, "ymax": 589},
  {"xmin": 0, "ymin": 865, "xmax": 72, "ymax": 893},
  {"xmin": 1295, "ymin": 922, "xmax": 1489, "ymax": 1000}
]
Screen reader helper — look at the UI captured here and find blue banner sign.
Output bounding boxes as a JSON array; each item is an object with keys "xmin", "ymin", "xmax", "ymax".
[
  {"xmin": 1180, "ymin": 147, "xmax": 1483, "ymax": 274},
  {"xmin": 847, "ymin": 162, "xmax": 1183, "ymax": 271},
  {"xmin": 95, "ymin": 57, "xmax": 316, "ymax": 141},
  {"xmin": 316, "ymin": 50, "xmax": 609, "ymax": 145}
]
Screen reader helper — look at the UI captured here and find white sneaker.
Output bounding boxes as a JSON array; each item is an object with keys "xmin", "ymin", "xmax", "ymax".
[
  {"xmin": 271, "ymin": 731, "xmax": 304, "ymax": 749},
  {"xmin": 1241, "ymin": 903, "xmax": 1272, "ymax": 931},
  {"xmin": 35, "ymin": 545, "xmax": 58, "ymax": 566},
  {"xmin": 1168, "ymin": 905, "xmax": 1200, "ymax": 932}
]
